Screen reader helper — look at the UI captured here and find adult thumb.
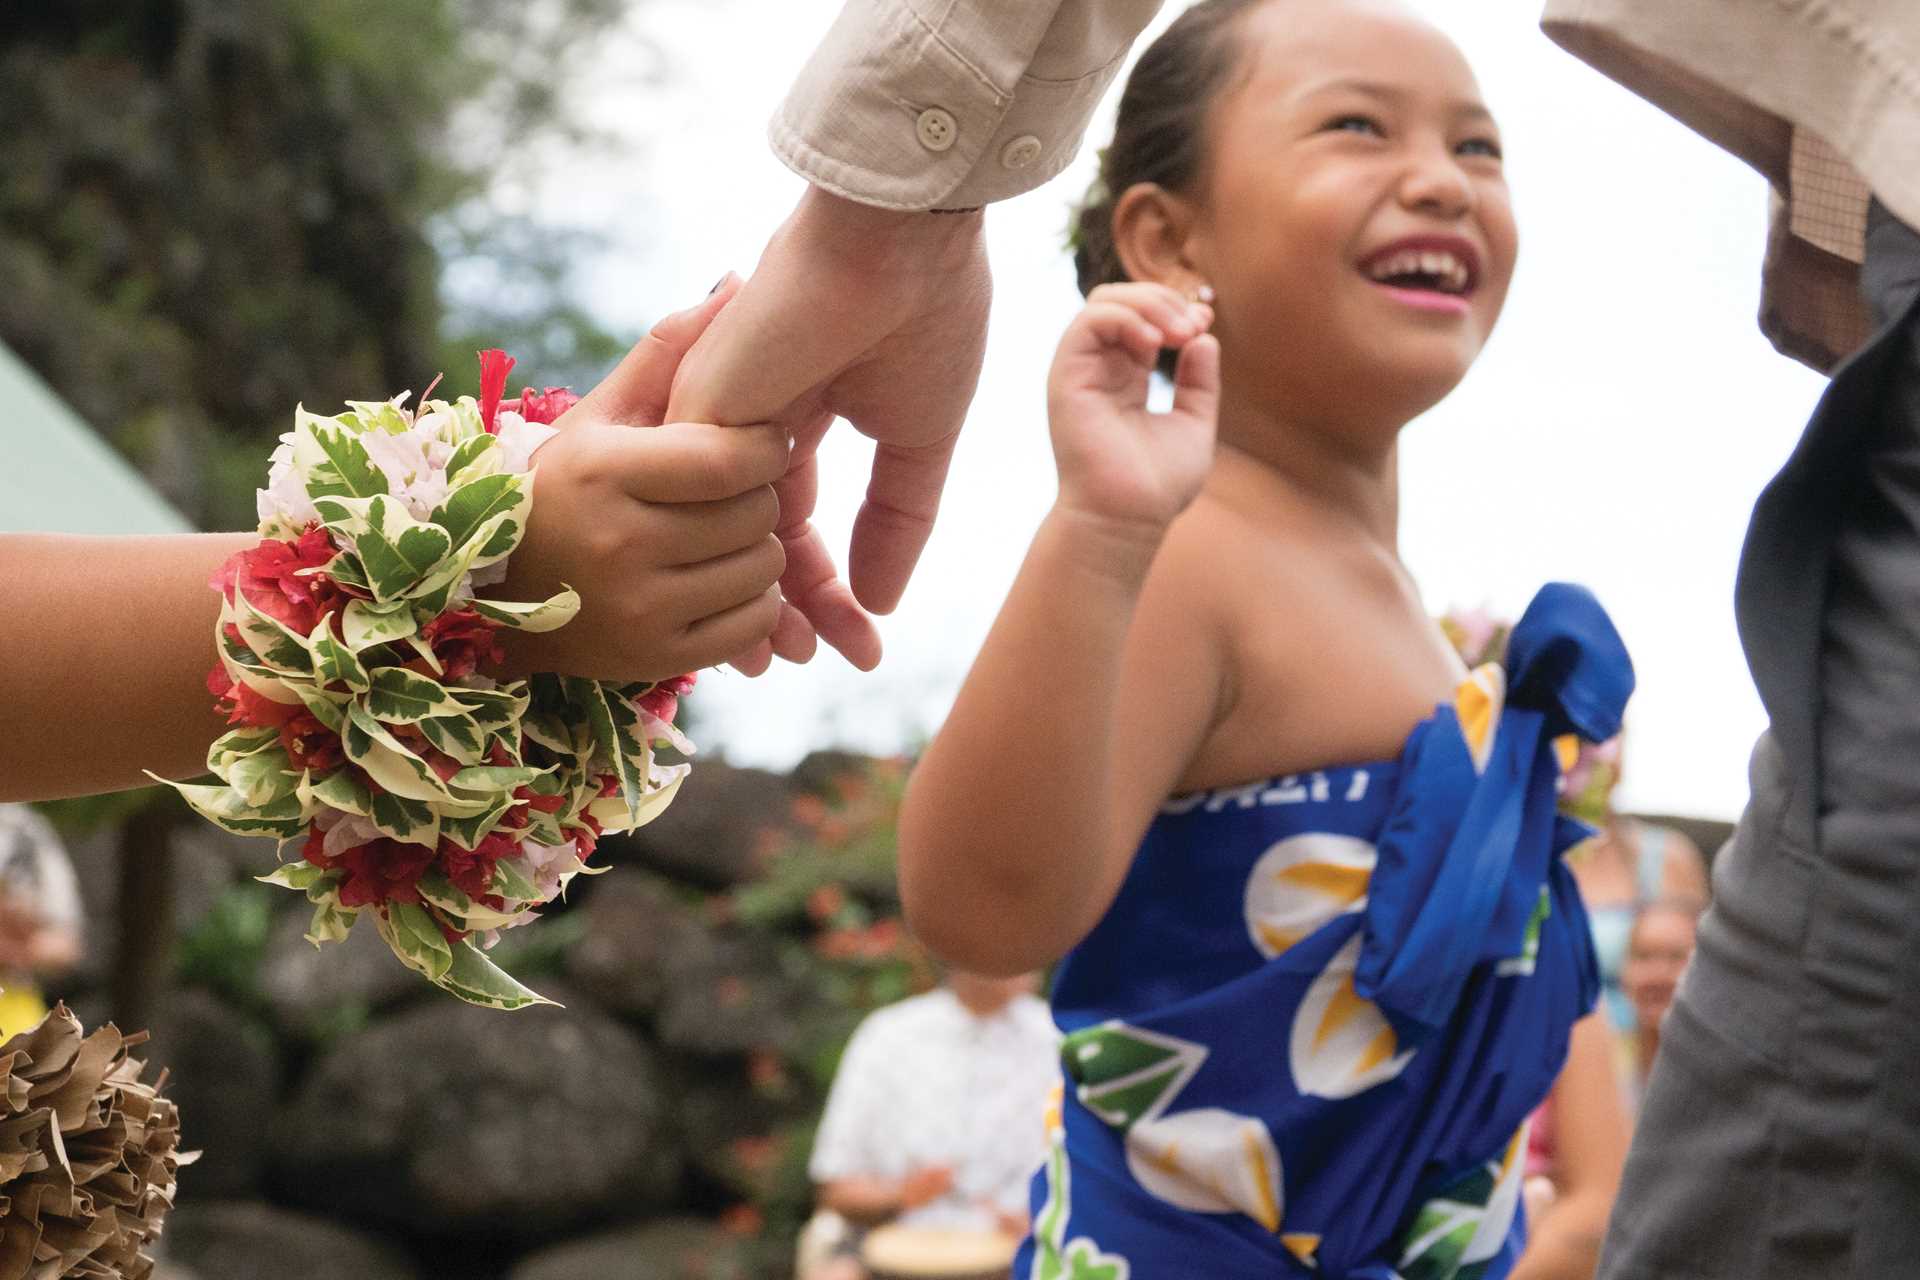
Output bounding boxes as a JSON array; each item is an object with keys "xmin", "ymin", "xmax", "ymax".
[{"xmin": 570, "ymin": 273, "xmax": 743, "ymax": 428}]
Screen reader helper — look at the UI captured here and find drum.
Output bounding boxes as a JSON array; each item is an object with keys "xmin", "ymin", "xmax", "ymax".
[{"xmin": 859, "ymin": 1224, "xmax": 1019, "ymax": 1280}]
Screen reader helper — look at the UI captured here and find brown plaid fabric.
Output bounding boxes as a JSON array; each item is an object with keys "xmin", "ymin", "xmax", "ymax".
[{"xmin": 1543, "ymin": 0, "xmax": 1920, "ymax": 372}]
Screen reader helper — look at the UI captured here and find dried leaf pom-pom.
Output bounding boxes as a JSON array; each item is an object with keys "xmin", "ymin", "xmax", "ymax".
[{"xmin": 0, "ymin": 1005, "xmax": 193, "ymax": 1279}]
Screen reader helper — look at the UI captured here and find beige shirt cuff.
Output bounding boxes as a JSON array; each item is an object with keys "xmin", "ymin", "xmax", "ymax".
[{"xmin": 772, "ymin": 0, "xmax": 1152, "ymax": 211}]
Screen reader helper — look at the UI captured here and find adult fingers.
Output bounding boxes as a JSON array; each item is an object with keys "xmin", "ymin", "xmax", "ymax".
[
  {"xmin": 769, "ymin": 600, "xmax": 819, "ymax": 664},
  {"xmin": 569, "ymin": 273, "xmax": 744, "ymax": 429},
  {"xmin": 847, "ymin": 436, "xmax": 955, "ymax": 615},
  {"xmin": 728, "ymin": 640, "xmax": 776, "ymax": 678},
  {"xmin": 608, "ymin": 421, "xmax": 792, "ymax": 503},
  {"xmin": 780, "ymin": 518, "xmax": 881, "ymax": 671}
]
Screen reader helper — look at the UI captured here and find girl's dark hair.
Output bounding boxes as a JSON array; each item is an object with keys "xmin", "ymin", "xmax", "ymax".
[{"xmin": 1069, "ymin": 0, "xmax": 1270, "ymax": 298}]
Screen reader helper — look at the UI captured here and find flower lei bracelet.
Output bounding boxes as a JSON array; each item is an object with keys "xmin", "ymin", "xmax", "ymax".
[{"xmin": 157, "ymin": 351, "xmax": 694, "ymax": 1010}]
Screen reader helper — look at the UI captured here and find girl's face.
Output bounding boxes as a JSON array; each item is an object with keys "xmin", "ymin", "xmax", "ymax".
[{"xmin": 1193, "ymin": 0, "xmax": 1517, "ymax": 429}]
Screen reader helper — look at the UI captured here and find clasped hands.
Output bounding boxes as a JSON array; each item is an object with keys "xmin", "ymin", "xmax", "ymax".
[{"xmin": 502, "ymin": 188, "xmax": 989, "ymax": 683}]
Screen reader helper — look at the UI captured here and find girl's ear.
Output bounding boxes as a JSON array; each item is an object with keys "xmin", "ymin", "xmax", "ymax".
[{"xmin": 1112, "ymin": 182, "xmax": 1208, "ymax": 296}]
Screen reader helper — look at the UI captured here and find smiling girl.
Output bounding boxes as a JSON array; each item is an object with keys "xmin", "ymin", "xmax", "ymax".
[{"xmin": 896, "ymin": 2, "xmax": 1630, "ymax": 1277}]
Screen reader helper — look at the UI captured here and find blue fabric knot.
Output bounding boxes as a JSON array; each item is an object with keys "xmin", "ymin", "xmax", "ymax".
[{"xmin": 1355, "ymin": 583, "xmax": 1633, "ymax": 1044}]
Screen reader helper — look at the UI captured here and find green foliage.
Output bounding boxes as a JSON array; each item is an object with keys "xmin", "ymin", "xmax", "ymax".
[
  {"xmin": 0, "ymin": 0, "xmax": 635, "ymax": 531},
  {"xmin": 715, "ymin": 758, "xmax": 939, "ymax": 1260},
  {"xmin": 175, "ymin": 879, "xmax": 277, "ymax": 1016}
]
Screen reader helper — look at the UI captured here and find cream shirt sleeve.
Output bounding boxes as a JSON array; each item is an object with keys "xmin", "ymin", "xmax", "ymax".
[{"xmin": 772, "ymin": 0, "xmax": 1167, "ymax": 211}]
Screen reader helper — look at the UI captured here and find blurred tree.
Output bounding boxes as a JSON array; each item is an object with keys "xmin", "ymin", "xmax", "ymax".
[{"xmin": 0, "ymin": 0, "xmax": 638, "ymax": 531}]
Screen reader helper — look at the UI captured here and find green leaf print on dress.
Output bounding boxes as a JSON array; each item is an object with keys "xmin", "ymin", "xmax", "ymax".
[
  {"xmin": 1058, "ymin": 1022, "xmax": 1287, "ymax": 1236},
  {"xmin": 1394, "ymin": 1122, "xmax": 1530, "ymax": 1280}
]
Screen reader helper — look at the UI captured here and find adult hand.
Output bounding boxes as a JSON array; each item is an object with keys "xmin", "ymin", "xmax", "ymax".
[
  {"xmin": 667, "ymin": 186, "xmax": 992, "ymax": 673},
  {"xmin": 899, "ymin": 1164, "xmax": 957, "ymax": 1211},
  {"xmin": 495, "ymin": 277, "xmax": 791, "ymax": 682}
]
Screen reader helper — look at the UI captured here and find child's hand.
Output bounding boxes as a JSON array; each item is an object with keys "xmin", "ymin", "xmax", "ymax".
[
  {"xmin": 1046, "ymin": 282, "xmax": 1219, "ymax": 535},
  {"xmin": 495, "ymin": 280, "xmax": 791, "ymax": 683}
]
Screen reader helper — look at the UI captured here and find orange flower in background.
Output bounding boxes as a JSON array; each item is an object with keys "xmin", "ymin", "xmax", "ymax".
[
  {"xmin": 806, "ymin": 883, "xmax": 847, "ymax": 923},
  {"xmin": 718, "ymin": 1204, "xmax": 764, "ymax": 1237},
  {"xmin": 790, "ymin": 794, "xmax": 830, "ymax": 831}
]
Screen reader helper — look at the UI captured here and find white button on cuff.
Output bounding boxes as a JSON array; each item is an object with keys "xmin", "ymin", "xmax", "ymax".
[
  {"xmin": 916, "ymin": 107, "xmax": 958, "ymax": 153},
  {"xmin": 1001, "ymin": 135, "xmax": 1043, "ymax": 170}
]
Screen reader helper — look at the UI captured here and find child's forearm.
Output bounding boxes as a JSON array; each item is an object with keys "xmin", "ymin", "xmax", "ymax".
[
  {"xmin": 0, "ymin": 533, "xmax": 249, "ymax": 801},
  {"xmin": 899, "ymin": 505, "xmax": 1162, "ymax": 974}
]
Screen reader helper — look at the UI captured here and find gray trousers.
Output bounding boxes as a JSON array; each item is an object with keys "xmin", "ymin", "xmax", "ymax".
[{"xmin": 1599, "ymin": 204, "xmax": 1920, "ymax": 1278}]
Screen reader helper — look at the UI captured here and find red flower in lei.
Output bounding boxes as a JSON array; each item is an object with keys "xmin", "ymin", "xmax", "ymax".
[
  {"xmin": 420, "ymin": 607, "xmax": 504, "ymax": 681},
  {"xmin": 332, "ymin": 837, "xmax": 437, "ymax": 909},
  {"xmin": 514, "ymin": 386, "xmax": 580, "ymax": 425},
  {"xmin": 477, "ymin": 349, "xmax": 515, "ymax": 435},
  {"xmin": 637, "ymin": 672, "xmax": 696, "ymax": 724},
  {"xmin": 439, "ymin": 829, "xmax": 520, "ymax": 901},
  {"xmin": 211, "ymin": 525, "xmax": 349, "ymax": 637}
]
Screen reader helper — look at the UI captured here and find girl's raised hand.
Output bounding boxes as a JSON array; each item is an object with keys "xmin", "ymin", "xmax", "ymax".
[{"xmin": 1046, "ymin": 282, "xmax": 1219, "ymax": 535}]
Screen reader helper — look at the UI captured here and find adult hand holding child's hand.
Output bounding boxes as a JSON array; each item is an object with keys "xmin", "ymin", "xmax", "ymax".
[
  {"xmin": 665, "ymin": 188, "xmax": 994, "ymax": 675},
  {"xmin": 496, "ymin": 277, "xmax": 791, "ymax": 682}
]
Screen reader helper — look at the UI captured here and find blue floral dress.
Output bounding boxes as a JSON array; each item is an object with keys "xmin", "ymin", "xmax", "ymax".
[{"xmin": 1016, "ymin": 584, "xmax": 1632, "ymax": 1280}]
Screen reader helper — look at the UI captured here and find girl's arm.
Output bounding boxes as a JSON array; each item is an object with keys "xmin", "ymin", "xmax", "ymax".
[
  {"xmin": 1511, "ymin": 1011, "xmax": 1631, "ymax": 1280},
  {"xmin": 899, "ymin": 284, "xmax": 1220, "ymax": 975},
  {"xmin": 0, "ymin": 532, "xmax": 252, "ymax": 801},
  {"xmin": 0, "ymin": 281, "xmax": 790, "ymax": 804}
]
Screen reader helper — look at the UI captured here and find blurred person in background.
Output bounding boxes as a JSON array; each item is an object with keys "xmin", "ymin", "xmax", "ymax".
[
  {"xmin": 799, "ymin": 969, "xmax": 1057, "ymax": 1280},
  {"xmin": 1618, "ymin": 899, "xmax": 1702, "ymax": 1105},
  {"xmin": 0, "ymin": 805, "xmax": 83, "ymax": 1039},
  {"xmin": 1518, "ymin": 1014, "xmax": 1633, "ymax": 1280},
  {"xmin": 1559, "ymin": 738, "xmax": 1709, "ymax": 1039}
]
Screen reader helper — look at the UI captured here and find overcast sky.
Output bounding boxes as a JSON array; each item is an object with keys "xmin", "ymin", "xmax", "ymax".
[{"xmin": 533, "ymin": 0, "xmax": 1831, "ymax": 822}]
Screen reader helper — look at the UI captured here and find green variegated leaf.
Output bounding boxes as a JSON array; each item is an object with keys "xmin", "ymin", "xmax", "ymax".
[
  {"xmin": 206, "ymin": 726, "xmax": 280, "ymax": 775},
  {"xmin": 489, "ymin": 857, "xmax": 540, "ymax": 902},
  {"xmin": 357, "ymin": 495, "xmax": 454, "ymax": 601},
  {"xmin": 405, "ymin": 634, "xmax": 444, "ymax": 676},
  {"xmin": 405, "ymin": 533, "xmax": 489, "ymax": 617},
  {"xmin": 259, "ymin": 861, "xmax": 326, "ymax": 891},
  {"xmin": 587, "ymin": 762, "xmax": 687, "ymax": 834},
  {"xmin": 369, "ymin": 790, "xmax": 439, "ymax": 844},
  {"xmin": 570, "ymin": 678, "xmax": 645, "ymax": 817},
  {"xmin": 431, "ymin": 472, "xmax": 529, "ymax": 556},
  {"xmin": 325, "ymin": 552, "xmax": 370, "ymax": 593},
  {"xmin": 434, "ymin": 939, "xmax": 555, "ymax": 1011},
  {"xmin": 294, "ymin": 411, "xmax": 388, "ymax": 499},
  {"xmin": 470, "ymin": 510, "xmax": 522, "ymax": 564},
  {"xmin": 230, "ymin": 588, "xmax": 315, "ymax": 673},
  {"xmin": 162, "ymin": 779, "xmax": 308, "ymax": 838},
  {"xmin": 521, "ymin": 710, "xmax": 576, "ymax": 755},
  {"xmin": 343, "ymin": 704, "xmax": 452, "ymax": 802},
  {"xmin": 342, "ymin": 599, "xmax": 417, "ymax": 651},
  {"xmin": 418, "ymin": 712, "xmax": 486, "ymax": 764},
  {"xmin": 228, "ymin": 750, "xmax": 298, "ymax": 808},
  {"xmin": 291, "ymin": 684, "xmax": 349, "ymax": 733},
  {"xmin": 309, "ymin": 619, "xmax": 370, "ymax": 691},
  {"xmin": 367, "ymin": 667, "xmax": 465, "ymax": 723},
  {"xmin": 417, "ymin": 873, "xmax": 524, "ymax": 931},
  {"xmin": 446, "ymin": 764, "xmax": 544, "ymax": 793},
  {"xmin": 344, "ymin": 397, "xmax": 411, "ymax": 435},
  {"xmin": 313, "ymin": 494, "xmax": 375, "ymax": 540},
  {"xmin": 307, "ymin": 900, "xmax": 358, "ymax": 946},
  {"xmin": 469, "ymin": 588, "xmax": 580, "ymax": 634},
  {"xmin": 378, "ymin": 902, "xmax": 454, "ymax": 982},
  {"xmin": 304, "ymin": 768, "xmax": 372, "ymax": 815},
  {"xmin": 446, "ymin": 433, "xmax": 496, "ymax": 482},
  {"xmin": 439, "ymin": 796, "xmax": 513, "ymax": 852}
]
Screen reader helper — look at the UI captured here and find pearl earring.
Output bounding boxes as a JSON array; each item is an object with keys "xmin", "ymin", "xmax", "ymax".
[{"xmin": 1193, "ymin": 283, "xmax": 1216, "ymax": 305}]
